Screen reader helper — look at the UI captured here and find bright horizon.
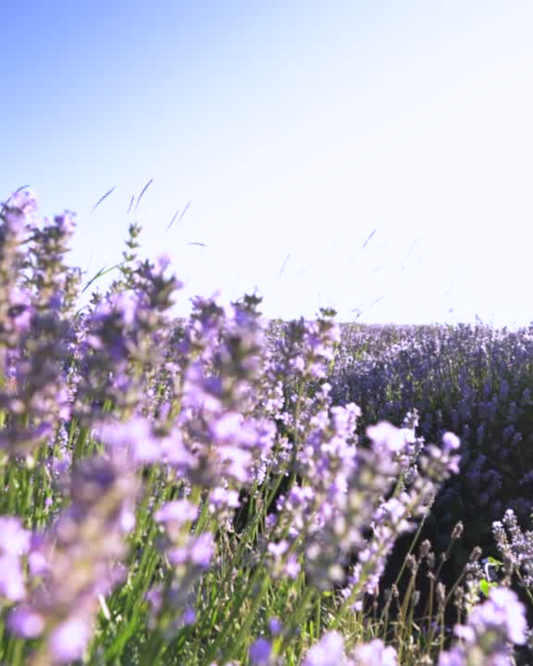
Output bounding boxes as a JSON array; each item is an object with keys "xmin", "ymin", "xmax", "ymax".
[{"xmin": 2, "ymin": 1, "xmax": 533, "ymax": 328}]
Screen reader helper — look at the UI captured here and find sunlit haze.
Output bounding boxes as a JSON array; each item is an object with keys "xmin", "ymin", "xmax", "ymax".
[{"xmin": 2, "ymin": 1, "xmax": 533, "ymax": 327}]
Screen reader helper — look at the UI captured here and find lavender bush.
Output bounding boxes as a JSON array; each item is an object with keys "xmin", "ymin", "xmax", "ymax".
[
  {"xmin": 0, "ymin": 189, "xmax": 530, "ymax": 665},
  {"xmin": 329, "ymin": 322, "xmax": 533, "ymax": 567}
]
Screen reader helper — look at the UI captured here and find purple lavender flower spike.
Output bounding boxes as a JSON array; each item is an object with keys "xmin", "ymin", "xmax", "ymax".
[{"xmin": 438, "ymin": 587, "xmax": 527, "ymax": 665}]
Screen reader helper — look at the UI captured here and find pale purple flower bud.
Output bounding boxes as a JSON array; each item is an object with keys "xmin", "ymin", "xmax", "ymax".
[
  {"xmin": 110, "ymin": 291, "xmax": 138, "ymax": 325},
  {"xmin": 97, "ymin": 417, "xmax": 159, "ymax": 463},
  {"xmin": 366, "ymin": 421, "xmax": 407, "ymax": 453},
  {"xmin": 168, "ymin": 533, "xmax": 214, "ymax": 570},
  {"xmin": 471, "ymin": 587, "xmax": 527, "ymax": 645},
  {"xmin": 249, "ymin": 638, "xmax": 272, "ymax": 665},
  {"xmin": 442, "ymin": 432, "xmax": 460, "ymax": 453},
  {"xmin": 438, "ymin": 647, "xmax": 466, "ymax": 666},
  {"xmin": 268, "ymin": 541, "xmax": 289, "ymax": 557},
  {"xmin": 268, "ymin": 617, "xmax": 283, "ymax": 635},
  {"xmin": 54, "ymin": 212, "xmax": 76, "ymax": 235},
  {"xmin": 119, "ymin": 507, "xmax": 136, "ymax": 533},
  {"xmin": 284, "ymin": 555, "xmax": 301, "ymax": 579},
  {"xmin": 155, "ymin": 500, "xmax": 199, "ymax": 526},
  {"xmin": 303, "ymin": 631, "xmax": 345, "ymax": 666},
  {"xmin": 0, "ymin": 516, "xmax": 31, "ymax": 556},
  {"xmin": 352, "ymin": 639, "xmax": 398, "ymax": 666},
  {"xmin": 28, "ymin": 549, "xmax": 48, "ymax": 576},
  {"xmin": 218, "ymin": 444, "xmax": 253, "ymax": 483},
  {"xmin": 211, "ymin": 411, "xmax": 244, "ymax": 440},
  {"xmin": 160, "ymin": 430, "xmax": 194, "ymax": 469},
  {"xmin": 439, "ymin": 586, "xmax": 527, "ymax": 665},
  {"xmin": 0, "ymin": 555, "xmax": 26, "ymax": 601},
  {"xmin": 8, "ymin": 606, "xmax": 45, "ymax": 638},
  {"xmin": 182, "ymin": 608, "xmax": 196, "ymax": 625},
  {"xmin": 48, "ymin": 618, "xmax": 90, "ymax": 663},
  {"xmin": 209, "ymin": 487, "xmax": 240, "ymax": 511}
]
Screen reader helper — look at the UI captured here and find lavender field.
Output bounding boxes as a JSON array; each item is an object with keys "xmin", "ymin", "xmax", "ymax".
[{"xmin": 1, "ymin": 189, "xmax": 532, "ymax": 665}]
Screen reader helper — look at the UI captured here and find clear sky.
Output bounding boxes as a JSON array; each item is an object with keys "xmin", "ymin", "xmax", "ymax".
[{"xmin": 2, "ymin": 1, "xmax": 533, "ymax": 327}]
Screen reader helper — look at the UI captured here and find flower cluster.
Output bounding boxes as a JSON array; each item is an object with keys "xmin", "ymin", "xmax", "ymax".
[
  {"xmin": 330, "ymin": 322, "xmax": 533, "ymax": 575},
  {"xmin": 303, "ymin": 631, "xmax": 397, "ymax": 666},
  {"xmin": 9, "ymin": 456, "xmax": 138, "ymax": 664},
  {"xmin": 438, "ymin": 587, "xmax": 527, "ymax": 666},
  {"xmin": 0, "ymin": 516, "xmax": 31, "ymax": 603},
  {"xmin": 493, "ymin": 508, "xmax": 533, "ymax": 588}
]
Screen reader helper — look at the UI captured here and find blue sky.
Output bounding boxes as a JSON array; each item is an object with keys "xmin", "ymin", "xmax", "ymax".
[{"xmin": 2, "ymin": 1, "xmax": 533, "ymax": 326}]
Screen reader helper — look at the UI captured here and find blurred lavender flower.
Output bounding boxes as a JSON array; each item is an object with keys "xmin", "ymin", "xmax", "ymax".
[
  {"xmin": 351, "ymin": 639, "xmax": 398, "ymax": 666},
  {"xmin": 167, "ymin": 532, "xmax": 214, "ymax": 570},
  {"xmin": 8, "ymin": 455, "xmax": 138, "ymax": 664},
  {"xmin": 438, "ymin": 587, "xmax": 527, "ymax": 666},
  {"xmin": 0, "ymin": 516, "xmax": 31, "ymax": 603},
  {"xmin": 249, "ymin": 637, "xmax": 272, "ymax": 665},
  {"xmin": 303, "ymin": 630, "xmax": 345, "ymax": 666},
  {"xmin": 0, "ymin": 203, "xmax": 80, "ymax": 458},
  {"xmin": 367, "ymin": 421, "xmax": 410, "ymax": 454},
  {"xmin": 150, "ymin": 505, "xmax": 216, "ymax": 635},
  {"xmin": 96, "ymin": 416, "xmax": 160, "ymax": 464},
  {"xmin": 0, "ymin": 516, "xmax": 31, "ymax": 556},
  {"xmin": 155, "ymin": 500, "xmax": 199, "ymax": 526},
  {"xmin": 268, "ymin": 617, "xmax": 283, "ymax": 635},
  {"xmin": 0, "ymin": 553, "xmax": 27, "ymax": 602},
  {"xmin": 0, "ymin": 190, "xmax": 35, "ymax": 365},
  {"xmin": 8, "ymin": 606, "xmax": 45, "ymax": 638},
  {"xmin": 170, "ymin": 294, "xmax": 278, "ymax": 491},
  {"xmin": 48, "ymin": 618, "xmax": 91, "ymax": 664},
  {"xmin": 340, "ymin": 429, "xmax": 460, "ymax": 610},
  {"xmin": 74, "ymin": 256, "xmax": 182, "ymax": 422}
]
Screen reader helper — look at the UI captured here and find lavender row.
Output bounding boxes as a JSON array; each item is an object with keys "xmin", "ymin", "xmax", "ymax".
[{"xmin": 0, "ymin": 190, "xmax": 531, "ymax": 664}]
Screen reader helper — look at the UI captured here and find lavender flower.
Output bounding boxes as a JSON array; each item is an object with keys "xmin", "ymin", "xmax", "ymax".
[
  {"xmin": 0, "ymin": 516, "xmax": 31, "ymax": 556},
  {"xmin": 48, "ymin": 618, "xmax": 91, "ymax": 664},
  {"xmin": 493, "ymin": 508, "xmax": 533, "ymax": 587},
  {"xmin": 351, "ymin": 639, "xmax": 398, "ymax": 666},
  {"xmin": 303, "ymin": 631, "xmax": 345, "ymax": 666},
  {"xmin": 249, "ymin": 637, "xmax": 272, "ymax": 665},
  {"xmin": 438, "ymin": 587, "xmax": 527, "ymax": 666},
  {"xmin": 8, "ymin": 455, "xmax": 138, "ymax": 664},
  {"xmin": 0, "ymin": 190, "xmax": 35, "ymax": 363},
  {"xmin": 0, "ymin": 516, "xmax": 31, "ymax": 603}
]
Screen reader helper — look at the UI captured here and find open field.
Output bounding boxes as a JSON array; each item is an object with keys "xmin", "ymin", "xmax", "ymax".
[{"xmin": 0, "ymin": 192, "xmax": 532, "ymax": 665}]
